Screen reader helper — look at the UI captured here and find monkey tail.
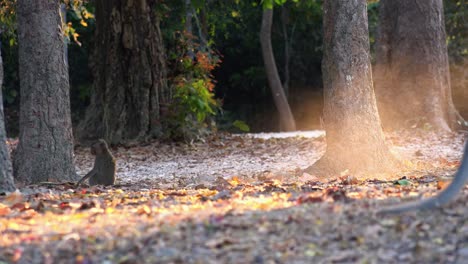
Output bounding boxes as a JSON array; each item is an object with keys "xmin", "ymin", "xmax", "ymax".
[{"xmin": 379, "ymin": 143, "xmax": 468, "ymax": 214}]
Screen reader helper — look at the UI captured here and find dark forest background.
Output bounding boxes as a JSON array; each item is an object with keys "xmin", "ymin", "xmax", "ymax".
[{"xmin": 1, "ymin": 0, "xmax": 466, "ymax": 135}]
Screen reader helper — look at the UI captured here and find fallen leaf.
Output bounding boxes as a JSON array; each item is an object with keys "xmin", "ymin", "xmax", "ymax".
[
  {"xmin": 395, "ymin": 179, "xmax": 411, "ymax": 186},
  {"xmin": 0, "ymin": 203, "xmax": 11, "ymax": 216},
  {"xmin": 296, "ymin": 193, "xmax": 323, "ymax": 204},
  {"xmin": 436, "ymin": 180, "xmax": 450, "ymax": 190},
  {"xmin": 3, "ymin": 191, "xmax": 24, "ymax": 206}
]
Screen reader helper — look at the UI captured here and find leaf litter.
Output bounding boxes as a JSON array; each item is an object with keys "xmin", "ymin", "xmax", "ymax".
[{"xmin": 1, "ymin": 130, "xmax": 467, "ymax": 263}]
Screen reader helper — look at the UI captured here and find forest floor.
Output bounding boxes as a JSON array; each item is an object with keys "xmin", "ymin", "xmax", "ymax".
[{"xmin": 1, "ymin": 130, "xmax": 468, "ymax": 263}]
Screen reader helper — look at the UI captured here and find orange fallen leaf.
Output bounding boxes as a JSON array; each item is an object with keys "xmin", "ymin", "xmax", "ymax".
[
  {"xmin": 75, "ymin": 255, "xmax": 85, "ymax": 264},
  {"xmin": 11, "ymin": 202, "xmax": 29, "ymax": 211},
  {"xmin": 296, "ymin": 193, "xmax": 323, "ymax": 204},
  {"xmin": 0, "ymin": 203, "xmax": 11, "ymax": 216},
  {"xmin": 229, "ymin": 176, "xmax": 241, "ymax": 187},
  {"xmin": 3, "ymin": 191, "xmax": 24, "ymax": 206},
  {"xmin": 437, "ymin": 180, "xmax": 450, "ymax": 190},
  {"xmin": 137, "ymin": 205, "xmax": 151, "ymax": 215}
]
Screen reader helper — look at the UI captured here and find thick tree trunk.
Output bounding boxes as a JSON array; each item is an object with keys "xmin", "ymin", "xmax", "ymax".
[
  {"xmin": 374, "ymin": 0, "xmax": 463, "ymax": 131},
  {"xmin": 305, "ymin": 0, "xmax": 398, "ymax": 179},
  {"xmin": 260, "ymin": 8, "xmax": 296, "ymax": 132},
  {"xmin": 0, "ymin": 44, "xmax": 15, "ymax": 192},
  {"xmin": 77, "ymin": 0, "xmax": 169, "ymax": 144},
  {"xmin": 15, "ymin": 0, "xmax": 77, "ymax": 184}
]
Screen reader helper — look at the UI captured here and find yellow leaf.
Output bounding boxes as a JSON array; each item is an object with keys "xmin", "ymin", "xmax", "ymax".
[
  {"xmin": 137, "ymin": 205, "xmax": 151, "ymax": 215},
  {"xmin": 80, "ymin": 20, "xmax": 88, "ymax": 27},
  {"xmin": 83, "ymin": 11, "xmax": 94, "ymax": 19}
]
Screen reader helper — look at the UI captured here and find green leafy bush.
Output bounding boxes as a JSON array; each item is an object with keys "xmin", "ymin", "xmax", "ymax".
[{"xmin": 165, "ymin": 32, "xmax": 221, "ymax": 141}]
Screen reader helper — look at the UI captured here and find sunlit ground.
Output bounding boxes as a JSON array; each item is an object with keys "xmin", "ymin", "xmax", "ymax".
[
  {"xmin": 244, "ymin": 130, "xmax": 326, "ymax": 139},
  {"xmin": 1, "ymin": 130, "xmax": 467, "ymax": 263}
]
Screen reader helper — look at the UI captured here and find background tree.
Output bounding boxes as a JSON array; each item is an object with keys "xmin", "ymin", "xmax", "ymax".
[
  {"xmin": 305, "ymin": 0, "xmax": 398, "ymax": 178},
  {"xmin": 76, "ymin": 0, "xmax": 170, "ymax": 144},
  {"xmin": 445, "ymin": 0, "xmax": 468, "ymax": 117},
  {"xmin": 260, "ymin": 1, "xmax": 296, "ymax": 131},
  {"xmin": 1, "ymin": 1, "xmax": 466, "ymax": 136},
  {"xmin": 0, "ymin": 43, "xmax": 15, "ymax": 192},
  {"xmin": 373, "ymin": 0, "xmax": 464, "ymax": 131},
  {"xmin": 14, "ymin": 0, "xmax": 77, "ymax": 184}
]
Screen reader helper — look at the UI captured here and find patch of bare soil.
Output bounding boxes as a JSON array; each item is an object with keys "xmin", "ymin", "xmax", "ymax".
[{"xmin": 1, "ymin": 130, "xmax": 467, "ymax": 263}]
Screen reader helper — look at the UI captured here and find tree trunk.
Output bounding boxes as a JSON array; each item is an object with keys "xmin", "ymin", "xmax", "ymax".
[
  {"xmin": 0, "ymin": 43, "xmax": 15, "ymax": 192},
  {"xmin": 281, "ymin": 6, "xmax": 290, "ymax": 97},
  {"xmin": 185, "ymin": 0, "xmax": 194, "ymax": 59},
  {"xmin": 374, "ymin": 0, "xmax": 463, "ymax": 131},
  {"xmin": 305, "ymin": 0, "xmax": 399, "ymax": 179},
  {"xmin": 260, "ymin": 8, "xmax": 296, "ymax": 132},
  {"xmin": 77, "ymin": 0, "xmax": 169, "ymax": 144},
  {"xmin": 14, "ymin": 0, "xmax": 77, "ymax": 184}
]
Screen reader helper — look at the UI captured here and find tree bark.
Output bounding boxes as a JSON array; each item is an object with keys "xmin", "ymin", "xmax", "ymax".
[
  {"xmin": 305, "ymin": 0, "xmax": 398, "ymax": 178},
  {"xmin": 185, "ymin": 0, "xmax": 194, "ymax": 59},
  {"xmin": 0, "ymin": 43, "xmax": 15, "ymax": 192},
  {"xmin": 260, "ymin": 8, "xmax": 296, "ymax": 132},
  {"xmin": 281, "ymin": 6, "xmax": 291, "ymax": 96},
  {"xmin": 77, "ymin": 0, "xmax": 170, "ymax": 144},
  {"xmin": 15, "ymin": 0, "xmax": 77, "ymax": 184},
  {"xmin": 374, "ymin": 0, "xmax": 463, "ymax": 131}
]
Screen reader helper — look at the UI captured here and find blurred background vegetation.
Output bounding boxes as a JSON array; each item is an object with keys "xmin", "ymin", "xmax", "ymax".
[{"xmin": 1, "ymin": 0, "xmax": 466, "ymax": 136}]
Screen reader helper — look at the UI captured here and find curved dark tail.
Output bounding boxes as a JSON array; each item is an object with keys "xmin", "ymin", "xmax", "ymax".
[{"xmin": 379, "ymin": 143, "xmax": 468, "ymax": 214}]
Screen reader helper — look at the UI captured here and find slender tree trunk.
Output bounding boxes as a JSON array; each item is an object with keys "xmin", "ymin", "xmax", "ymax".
[
  {"xmin": 185, "ymin": 0, "xmax": 194, "ymax": 59},
  {"xmin": 77, "ymin": 0, "xmax": 169, "ymax": 144},
  {"xmin": 305, "ymin": 0, "xmax": 399, "ymax": 179},
  {"xmin": 0, "ymin": 43, "xmax": 15, "ymax": 192},
  {"xmin": 281, "ymin": 6, "xmax": 290, "ymax": 96},
  {"xmin": 374, "ymin": 0, "xmax": 463, "ymax": 131},
  {"xmin": 14, "ymin": 0, "xmax": 77, "ymax": 184},
  {"xmin": 260, "ymin": 8, "xmax": 296, "ymax": 132}
]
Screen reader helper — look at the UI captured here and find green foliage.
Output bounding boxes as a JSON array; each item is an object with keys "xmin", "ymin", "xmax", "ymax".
[
  {"xmin": 1, "ymin": 0, "xmax": 466, "ymax": 136},
  {"xmin": 164, "ymin": 31, "xmax": 221, "ymax": 141},
  {"xmin": 65, "ymin": 0, "xmax": 95, "ymax": 102},
  {"xmin": 203, "ymin": 0, "xmax": 324, "ymax": 131},
  {"xmin": 0, "ymin": 0, "xmax": 16, "ymax": 45},
  {"xmin": 0, "ymin": 0, "xmax": 18, "ymax": 106},
  {"xmin": 445, "ymin": 0, "xmax": 467, "ymax": 62},
  {"xmin": 62, "ymin": 0, "xmax": 95, "ymax": 46},
  {"xmin": 0, "ymin": 0, "xmax": 94, "ymax": 107},
  {"xmin": 261, "ymin": 0, "xmax": 303, "ymax": 9},
  {"xmin": 233, "ymin": 120, "xmax": 250, "ymax": 132}
]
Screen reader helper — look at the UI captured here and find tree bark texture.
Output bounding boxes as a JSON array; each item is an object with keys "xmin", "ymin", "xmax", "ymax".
[
  {"xmin": 15, "ymin": 0, "xmax": 77, "ymax": 184},
  {"xmin": 374, "ymin": 0, "xmax": 463, "ymax": 131},
  {"xmin": 260, "ymin": 8, "xmax": 296, "ymax": 132},
  {"xmin": 0, "ymin": 45, "xmax": 15, "ymax": 192},
  {"xmin": 77, "ymin": 0, "xmax": 169, "ymax": 144},
  {"xmin": 305, "ymin": 0, "xmax": 398, "ymax": 178}
]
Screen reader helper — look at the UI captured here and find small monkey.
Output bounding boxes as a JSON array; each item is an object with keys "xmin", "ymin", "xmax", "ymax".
[
  {"xmin": 77, "ymin": 139, "xmax": 116, "ymax": 186},
  {"xmin": 379, "ymin": 142, "xmax": 468, "ymax": 214}
]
